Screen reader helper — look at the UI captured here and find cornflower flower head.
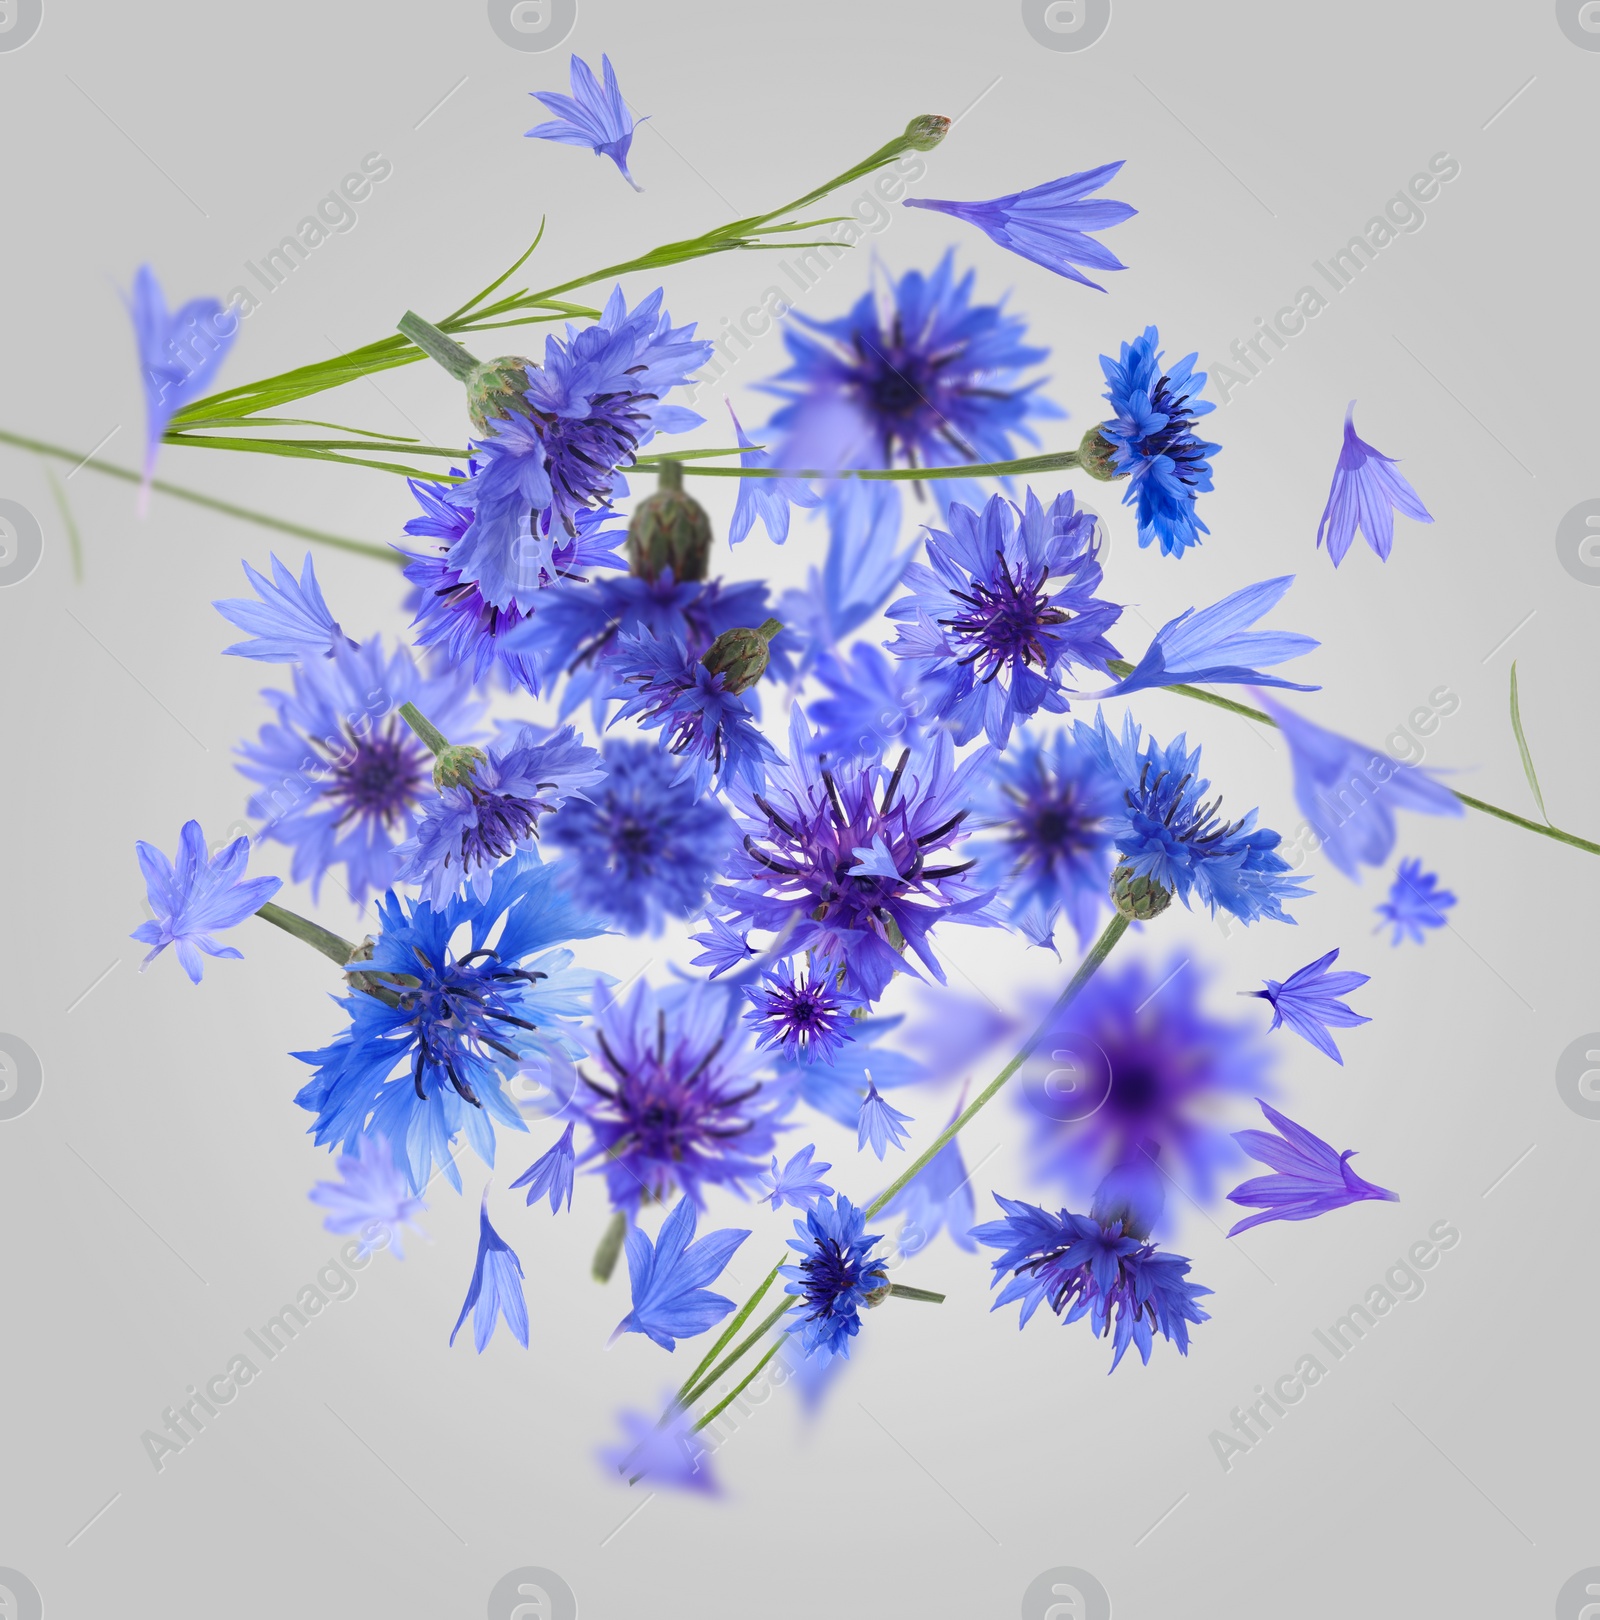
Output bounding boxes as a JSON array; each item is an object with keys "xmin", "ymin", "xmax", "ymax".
[
  {"xmin": 743, "ymin": 960, "xmax": 859, "ymax": 1064},
  {"xmin": 1245, "ymin": 948, "xmax": 1370, "ymax": 1064},
  {"xmin": 780, "ymin": 1195, "xmax": 889, "ymax": 1360},
  {"xmin": 526, "ymin": 54, "xmax": 647, "ymax": 190},
  {"xmin": 1374, "ymin": 858, "xmax": 1456, "ymax": 944},
  {"xmin": 307, "ymin": 1134, "xmax": 428, "ymax": 1258}
]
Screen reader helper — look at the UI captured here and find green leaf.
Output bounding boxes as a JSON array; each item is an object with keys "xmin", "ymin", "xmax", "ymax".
[
  {"xmin": 42, "ymin": 462, "xmax": 83, "ymax": 583},
  {"xmin": 1509, "ymin": 661, "xmax": 1552, "ymax": 825}
]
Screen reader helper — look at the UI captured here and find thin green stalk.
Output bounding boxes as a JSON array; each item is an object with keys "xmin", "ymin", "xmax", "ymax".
[
  {"xmin": 676, "ymin": 450, "xmax": 1082, "ymax": 482},
  {"xmin": 0, "ymin": 427, "xmax": 397, "ymax": 563},
  {"xmin": 678, "ymin": 1301, "xmax": 793, "ymax": 1413},
  {"xmin": 865, "ymin": 911, "xmax": 1129, "ymax": 1218},
  {"xmin": 885, "ymin": 1283, "xmax": 945, "ymax": 1304},
  {"xmin": 42, "ymin": 464, "xmax": 83, "ymax": 582},
  {"xmin": 691, "ymin": 1336, "xmax": 792, "ymax": 1436},
  {"xmin": 675, "ymin": 1261, "xmax": 782, "ymax": 1407},
  {"xmin": 1103, "ymin": 660, "xmax": 1600, "ymax": 859}
]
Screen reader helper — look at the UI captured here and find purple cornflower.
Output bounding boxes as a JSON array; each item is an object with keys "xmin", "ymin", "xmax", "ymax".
[
  {"xmin": 805, "ymin": 643, "xmax": 928, "ymax": 768},
  {"xmin": 969, "ymin": 728, "xmax": 1121, "ymax": 954},
  {"xmin": 1095, "ymin": 576, "xmax": 1318, "ymax": 698},
  {"xmin": 1254, "ymin": 693, "xmax": 1462, "ymax": 880},
  {"xmin": 744, "ymin": 961, "xmax": 858, "ymax": 1064},
  {"xmin": 1226, "ymin": 1099, "xmax": 1397, "ymax": 1236},
  {"xmin": 972, "ymin": 1174, "xmax": 1210, "ymax": 1370},
  {"xmin": 308, "ymin": 1135, "xmax": 428, "ymax": 1259},
  {"xmin": 451, "ymin": 1192, "xmax": 529, "ymax": 1351},
  {"xmin": 509, "ymin": 1121, "xmax": 577, "ymax": 1213},
  {"xmin": 715, "ymin": 707, "xmax": 1000, "ymax": 1003},
  {"xmin": 1246, "ymin": 948, "xmax": 1370, "ymax": 1064},
  {"xmin": 526, "ymin": 54, "xmax": 647, "ymax": 191},
  {"xmin": 885, "ymin": 489, "xmax": 1122, "ymax": 748},
  {"xmin": 394, "ymin": 723, "xmax": 605, "ymax": 908},
  {"xmin": 576, "ymin": 980, "xmax": 785, "ymax": 1215},
  {"xmin": 214, "ymin": 553, "xmax": 355, "ymax": 663},
  {"xmin": 127, "ymin": 264, "xmax": 235, "ymax": 511},
  {"xmin": 1096, "ymin": 326, "xmax": 1219, "ymax": 558},
  {"xmin": 762, "ymin": 1144, "xmax": 835, "ymax": 1212},
  {"xmin": 727, "ymin": 404, "xmax": 820, "ymax": 545},
  {"xmin": 1076, "ymin": 709, "xmax": 1309, "ymax": 925},
  {"xmin": 780, "ymin": 1195, "xmax": 889, "ymax": 1360},
  {"xmin": 611, "ymin": 629, "xmax": 778, "ymax": 791},
  {"xmin": 688, "ymin": 916, "xmax": 755, "ymax": 980},
  {"xmin": 611, "ymin": 1197, "xmax": 749, "ymax": 1351},
  {"xmin": 1317, "ymin": 404, "xmax": 1433, "ymax": 565},
  {"xmin": 903, "ymin": 161, "xmax": 1135, "ymax": 290},
  {"xmin": 857, "ymin": 1079, "xmax": 913, "ymax": 1158},
  {"xmin": 131, "ymin": 821, "xmax": 281, "ymax": 984},
  {"xmin": 1375, "ymin": 858, "xmax": 1456, "ymax": 944}
]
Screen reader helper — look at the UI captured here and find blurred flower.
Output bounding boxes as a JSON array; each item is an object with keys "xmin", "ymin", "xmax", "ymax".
[
  {"xmin": 526, "ymin": 53, "xmax": 647, "ymax": 190},
  {"xmin": 727, "ymin": 404, "xmax": 820, "ymax": 545},
  {"xmin": 509, "ymin": 1120, "xmax": 577, "ymax": 1213},
  {"xmin": 1317, "ymin": 404, "xmax": 1432, "ymax": 565},
  {"xmin": 214, "ymin": 553, "xmax": 355, "ymax": 664},
  {"xmin": 293, "ymin": 855, "xmax": 605, "ymax": 1193},
  {"xmin": 611, "ymin": 1197, "xmax": 749, "ymax": 1351},
  {"xmin": 1096, "ymin": 326, "xmax": 1218, "ymax": 557},
  {"xmin": 903, "ymin": 161, "xmax": 1135, "ymax": 290},
  {"xmin": 598, "ymin": 1400, "xmax": 720, "ymax": 1494},
  {"xmin": 885, "ymin": 489, "xmax": 1121, "ymax": 747},
  {"xmin": 308, "ymin": 1134, "xmax": 428, "ymax": 1258},
  {"xmin": 1245, "ymin": 948, "xmax": 1370, "ymax": 1064},
  {"xmin": 131, "ymin": 820, "xmax": 281, "ymax": 984},
  {"xmin": 1375, "ymin": 858, "xmax": 1456, "ymax": 945},
  {"xmin": 1254, "ymin": 693, "xmax": 1461, "ymax": 880},
  {"xmin": 771, "ymin": 1013, "xmax": 926, "ymax": 1128},
  {"xmin": 1226, "ymin": 1100, "xmax": 1397, "ymax": 1236},
  {"xmin": 450, "ymin": 1192, "xmax": 529, "ymax": 1351},
  {"xmin": 857, "ymin": 1080, "xmax": 913, "ymax": 1158},
  {"xmin": 545, "ymin": 738, "xmax": 734, "ymax": 933},
  {"xmin": 805, "ymin": 642, "xmax": 927, "ymax": 767},
  {"xmin": 780, "ymin": 1195, "xmax": 888, "ymax": 1360},
  {"xmin": 762, "ymin": 1143, "xmax": 835, "ymax": 1212},
  {"xmin": 744, "ymin": 961, "xmax": 858, "ymax": 1064}
]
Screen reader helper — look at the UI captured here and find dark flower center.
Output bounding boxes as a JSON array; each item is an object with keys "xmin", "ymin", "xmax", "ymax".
[
  {"xmin": 939, "ymin": 551, "xmax": 1068, "ymax": 682},
  {"xmin": 454, "ymin": 785, "xmax": 555, "ymax": 873},
  {"xmin": 532, "ymin": 386, "xmax": 655, "ymax": 534},
  {"xmin": 799, "ymin": 1237, "xmax": 869, "ymax": 1318},
  {"xmin": 1127, "ymin": 759, "xmax": 1242, "ymax": 849},
  {"xmin": 397, "ymin": 946, "xmax": 547, "ymax": 1107},
  {"xmin": 848, "ymin": 325, "xmax": 983, "ymax": 465},
  {"xmin": 326, "ymin": 720, "xmax": 428, "ymax": 831},
  {"xmin": 1134, "ymin": 375, "xmax": 1207, "ymax": 487}
]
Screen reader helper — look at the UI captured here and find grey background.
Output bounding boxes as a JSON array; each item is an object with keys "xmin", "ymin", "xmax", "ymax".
[{"xmin": 1, "ymin": 1, "xmax": 1596, "ymax": 1615}]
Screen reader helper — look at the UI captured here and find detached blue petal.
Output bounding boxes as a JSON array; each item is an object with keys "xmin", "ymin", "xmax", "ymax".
[
  {"xmin": 527, "ymin": 53, "xmax": 647, "ymax": 190},
  {"xmin": 611, "ymin": 1197, "xmax": 749, "ymax": 1351},
  {"xmin": 215, "ymin": 553, "xmax": 358, "ymax": 663},
  {"xmin": 1226, "ymin": 1100, "xmax": 1397, "ymax": 1235},
  {"xmin": 450, "ymin": 1192, "xmax": 529, "ymax": 1351}
]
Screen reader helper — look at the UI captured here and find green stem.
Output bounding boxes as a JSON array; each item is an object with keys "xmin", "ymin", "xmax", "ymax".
[
  {"xmin": 691, "ymin": 1336, "xmax": 792, "ymax": 1436},
  {"xmin": 1105, "ymin": 661, "xmax": 1600, "ymax": 860},
  {"xmin": 0, "ymin": 427, "xmax": 397, "ymax": 563},
  {"xmin": 885, "ymin": 1283, "xmax": 946, "ymax": 1304},
  {"xmin": 396, "ymin": 313, "xmax": 480, "ymax": 382},
  {"xmin": 757, "ymin": 617, "xmax": 782, "ymax": 641},
  {"xmin": 398, "ymin": 702, "xmax": 449, "ymax": 757},
  {"xmin": 674, "ymin": 1261, "xmax": 782, "ymax": 1408},
  {"xmin": 865, "ymin": 911, "xmax": 1130, "ymax": 1219},
  {"xmin": 677, "ymin": 450, "xmax": 1083, "ymax": 483},
  {"xmin": 592, "ymin": 1211, "xmax": 627, "ymax": 1284},
  {"xmin": 679, "ymin": 1301, "xmax": 794, "ymax": 1412},
  {"xmin": 255, "ymin": 902, "xmax": 358, "ymax": 967}
]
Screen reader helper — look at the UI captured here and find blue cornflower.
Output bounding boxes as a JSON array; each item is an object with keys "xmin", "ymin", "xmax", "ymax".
[
  {"xmin": 544, "ymin": 738, "xmax": 734, "ymax": 934},
  {"xmin": 761, "ymin": 252, "xmax": 1058, "ymax": 514},
  {"xmin": 972, "ymin": 1179, "xmax": 1210, "ymax": 1370},
  {"xmin": 744, "ymin": 961, "xmax": 859, "ymax": 1064},
  {"xmin": 127, "ymin": 264, "xmax": 235, "ymax": 511},
  {"xmin": 688, "ymin": 916, "xmax": 756, "ymax": 980},
  {"xmin": 509, "ymin": 1120, "xmax": 577, "ymax": 1213},
  {"xmin": 400, "ymin": 469, "xmax": 624, "ymax": 695},
  {"xmin": 716, "ymin": 707, "xmax": 1000, "ymax": 1003},
  {"xmin": 1317, "ymin": 404, "xmax": 1433, "ymax": 566},
  {"xmin": 904, "ymin": 162, "xmax": 1136, "ymax": 290},
  {"xmin": 968, "ymin": 728, "xmax": 1121, "ymax": 954},
  {"xmin": 1076, "ymin": 709, "xmax": 1309, "ymax": 925},
  {"xmin": 1016, "ymin": 953, "xmax": 1272, "ymax": 1207},
  {"xmin": 727, "ymin": 405, "xmax": 820, "ymax": 546},
  {"xmin": 1375, "ymin": 858, "xmax": 1456, "ymax": 945},
  {"xmin": 507, "ymin": 569, "xmax": 781, "ymax": 724},
  {"xmin": 214, "ymin": 553, "xmax": 355, "ymax": 663},
  {"xmin": 308, "ymin": 1135, "xmax": 428, "ymax": 1258},
  {"xmin": 1254, "ymin": 693, "xmax": 1462, "ymax": 880},
  {"xmin": 858, "ymin": 1080, "xmax": 913, "ymax": 1158},
  {"xmin": 611, "ymin": 1197, "xmax": 750, "ymax": 1351},
  {"xmin": 599, "ymin": 1399, "xmax": 719, "ymax": 1494},
  {"xmin": 1096, "ymin": 326, "xmax": 1219, "ymax": 557},
  {"xmin": 1096, "ymin": 576, "xmax": 1318, "ymax": 698},
  {"xmin": 293, "ymin": 855, "xmax": 605, "ymax": 1193},
  {"xmin": 526, "ymin": 54, "xmax": 646, "ymax": 191},
  {"xmin": 611, "ymin": 628, "xmax": 779, "ymax": 791},
  {"xmin": 886, "ymin": 488, "xmax": 1121, "ymax": 747},
  {"xmin": 1246, "ymin": 948, "xmax": 1370, "ymax": 1064},
  {"xmin": 780, "ymin": 1194, "xmax": 889, "ymax": 1359},
  {"xmin": 131, "ymin": 820, "xmax": 281, "ymax": 984},
  {"xmin": 881, "ymin": 1094, "xmax": 975, "ymax": 1257},
  {"xmin": 451, "ymin": 1191, "xmax": 529, "ymax": 1351},
  {"xmin": 576, "ymin": 980, "xmax": 785, "ymax": 1214},
  {"xmin": 237, "ymin": 636, "xmax": 485, "ymax": 908},
  {"xmin": 1226, "ymin": 1099, "xmax": 1397, "ymax": 1236},
  {"xmin": 762, "ymin": 1143, "xmax": 835, "ymax": 1212},
  {"xmin": 449, "ymin": 289, "xmax": 710, "ymax": 611},
  {"xmin": 394, "ymin": 723, "xmax": 604, "ymax": 908},
  {"xmin": 806, "ymin": 643, "xmax": 928, "ymax": 768}
]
